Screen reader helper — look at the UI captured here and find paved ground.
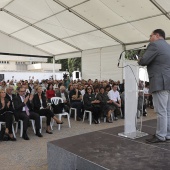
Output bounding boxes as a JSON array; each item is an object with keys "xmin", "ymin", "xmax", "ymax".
[{"xmin": 0, "ymin": 109, "xmax": 156, "ymax": 170}]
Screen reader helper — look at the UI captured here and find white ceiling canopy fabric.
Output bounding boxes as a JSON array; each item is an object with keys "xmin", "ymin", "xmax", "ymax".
[
  {"xmin": 65, "ymin": 30, "xmax": 119, "ymax": 50},
  {"xmin": 12, "ymin": 26, "xmax": 55, "ymax": 45},
  {"xmin": 5, "ymin": 0, "xmax": 64, "ymax": 23},
  {"xmin": 35, "ymin": 10, "xmax": 95, "ymax": 39},
  {"xmin": 0, "ymin": 0, "xmax": 12, "ymax": 8},
  {"xmin": 0, "ymin": 11, "xmax": 27, "ymax": 34},
  {"xmin": 0, "ymin": 0, "xmax": 170, "ymax": 56},
  {"xmin": 155, "ymin": 0, "xmax": 170, "ymax": 12},
  {"xmin": 105, "ymin": 24, "xmax": 148, "ymax": 44},
  {"xmin": 37, "ymin": 40, "xmax": 78, "ymax": 55}
]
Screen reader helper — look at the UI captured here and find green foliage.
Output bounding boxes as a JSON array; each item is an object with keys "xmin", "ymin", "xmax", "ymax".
[
  {"xmin": 56, "ymin": 59, "xmax": 68, "ymax": 71},
  {"xmin": 56, "ymin": 58, "xmax": 81, "ymax": 76},
  {"xmin": 47, "ymin": 58, "xmax": 52, "ymax": 63},
  {"xmin": 125, "ymin": 49, "xmax": 146, "ymax": 60}
]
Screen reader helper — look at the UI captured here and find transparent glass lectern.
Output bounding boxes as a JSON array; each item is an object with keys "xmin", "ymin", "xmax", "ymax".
[{"xmin": 118, "ymin": 60, "xmax": 148, "ymax": 139}]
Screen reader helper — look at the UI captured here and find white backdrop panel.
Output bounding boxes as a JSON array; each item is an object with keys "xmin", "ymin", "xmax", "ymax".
[
  {"xmin": 82, "ymin": 49, "xmax": 101, "ymax": 80},
  {"xmin": 101, "ymin": 45, "xmax": 123, "ymax": 81}
]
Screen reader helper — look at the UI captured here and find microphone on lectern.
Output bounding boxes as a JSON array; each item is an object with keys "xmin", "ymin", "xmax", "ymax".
[{"xmin": 117, "ymin": 45, "xmax": 146, "ymax": 67}]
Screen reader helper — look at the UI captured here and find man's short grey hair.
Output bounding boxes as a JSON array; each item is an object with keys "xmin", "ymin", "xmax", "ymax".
[
  {"xmin": 6, "ymin": 85, "xmax": 14, "ymax": 89},
  {"xmin": 60, "ymin": 86, "xmax": 66, "ymax": 90}
]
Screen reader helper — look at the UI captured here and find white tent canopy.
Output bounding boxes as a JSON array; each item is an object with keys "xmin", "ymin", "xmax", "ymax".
[{"xmin": 0, "ymin": 0, "xmax": 170, "ymax": 80}]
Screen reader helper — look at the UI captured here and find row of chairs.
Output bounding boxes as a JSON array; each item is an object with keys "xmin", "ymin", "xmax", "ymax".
[
  {"xmin": 0, "ymin": 97, "xmax": 72, "ymax": 139},
  {"xmin": 0, "ymin": 97, "xmax": 117, "ymax": 139}
]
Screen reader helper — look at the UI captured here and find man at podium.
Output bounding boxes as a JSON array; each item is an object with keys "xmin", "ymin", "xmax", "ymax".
[{"xmin": 138, "ymin": 29, "xmax": 170, "ymax": 143}]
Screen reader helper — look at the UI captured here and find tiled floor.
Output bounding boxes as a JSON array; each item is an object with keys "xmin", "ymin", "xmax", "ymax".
[{"xmin": 0, "ymin": 109, "xmax": 156, "ymax": 170}]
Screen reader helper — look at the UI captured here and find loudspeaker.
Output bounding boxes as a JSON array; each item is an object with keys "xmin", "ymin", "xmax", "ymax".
[
  {"xmin": 76, "ymin": 72, "xmax": 79, "ymax": 78},
  {"xmin": 0, "ymin": 74, "xmax": 4, "ymax": 81}
]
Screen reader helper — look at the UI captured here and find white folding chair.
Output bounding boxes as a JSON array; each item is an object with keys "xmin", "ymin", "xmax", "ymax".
[
  {"xmin": 0, "ymin": 121, "xmax": 16, "ymax": 138},
  {"xmin": 15, "ymin": 119, "xmax": 36, "ymax": 137},
  {"xmin": 69, "ymin": 108, "xmax": 77, "ymax": 121},
  {"xmin": 82, "ymin": 110, "xmax": 92, "ymax": 125},
  {"xmin": 51, "ymin": 97, "xmax": 71, "ymax": 130},
  {"xmin": 68, "ymin": 95, "xmax": 77, "ymax": 121}
]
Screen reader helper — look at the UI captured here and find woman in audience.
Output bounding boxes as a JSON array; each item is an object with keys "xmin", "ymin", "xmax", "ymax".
[
  {"xmin": 33, "ymin": 86, "xmax": 63, "ymax": 134},
  {"xmin": 94, "ymin": 86, "xmax": 100, "ymax": 98},
  {"xmin": 96, "ymin": 87, "xmax": 114, "ymax": 123},
  {"xmin": 0, "ymin": 81, "xmax": 7, "ymax": 90},
  {"xmin": 68, "ymin": 84, "xmax": 73, "ymax": 94},
  {"xmin": 105, "ymin": 85, "xmax": 111, "ymax": 94},
  {"xmin": 83, "ymin": 86, "xmax": 100, "ymax": 124},
  {"xmin": 46, "ymin": 83, "xmax": 55, "ymax": 103},
  {"xmin": 0, "ymin": 89, "xmax": 16, "ymax": 141}
]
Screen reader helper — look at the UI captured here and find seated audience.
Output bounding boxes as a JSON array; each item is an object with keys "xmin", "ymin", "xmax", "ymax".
[
  {"xmin": 83, "ymin": 86, "xmax": 100, "ymax": 124},
  {"xmin": 94, "ymin": 86, "xmax": 100, "ymax": 98},
  {"xmin": 105, "ymin": 85, "xmax": 111, "ymax": 94},
  {"xmin": 46, "ymin": 83, "xmax": 55, "ymax": 103},
  {"xmin": 56, "ymin": 85, "xmax": 70, "ymax": 112},
  {"xmin": 96, "ymin": 87, "xmax": 114, "ymax": 123},
  {"xmin": 108, "ymin": 84, "xmax": 121, "ymax": 120},
  {"xmin": 0, "ymin": 89, "xmax": 16, "ymax": 141},
  {"xmin": 69, "ymin": 83, "xmax": 83, "ymax": 121},
  {"xmin": 13, "ymin": 87, "xmax": 43, "ymax": 140},
  {"xmin": 33, "ymin": 86, "xmax": 63, "ymax": 134},
  {"xmin": 5, "ymin": 85, "xmax": 17, "ymax": 120}
]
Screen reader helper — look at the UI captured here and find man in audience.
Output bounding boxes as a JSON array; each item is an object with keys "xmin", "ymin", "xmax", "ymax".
[
  {"xmin": 56, "ymin": 85, "xmax": 70, "ymax": 112},
  {"xmin": 5, "ymin": 85, "xmax": 17, "ymax": 119},
  {"xmin": 13, "ymin": 87, "xmax": 42, "ymax": 140},
  {"xmin": 108, "ymin": 83, "xmax": 121, "ymax": 120},
  {"xmin": 69, "ymin": 83, "xmax": 83, "ymax": 121}
]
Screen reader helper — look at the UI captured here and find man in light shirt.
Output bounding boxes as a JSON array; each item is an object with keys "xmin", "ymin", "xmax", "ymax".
[
  {"xmin": 56, "ymin": 85, "xmax": 70, "ymax": 112},
  {"xmin": 108, "ymin": 83, "xmax": 121, "ymax": 120}
]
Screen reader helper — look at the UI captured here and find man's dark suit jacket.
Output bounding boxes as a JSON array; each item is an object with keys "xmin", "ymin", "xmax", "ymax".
[
  {"xmin": 13, "ymin": 95, "xmax": 33, "ymax": 113},
  {"xmin": 5, "ymin": 93, "xmax": 16, "ymax": 112}
]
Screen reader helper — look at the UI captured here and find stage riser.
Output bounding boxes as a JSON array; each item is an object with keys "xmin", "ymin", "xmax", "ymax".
[{"xmin": 47, "ymin": 143, "xmax": 108, "ymax": 170}]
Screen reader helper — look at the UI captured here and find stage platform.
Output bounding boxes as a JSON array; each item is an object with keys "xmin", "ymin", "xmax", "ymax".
[{"xmin": 47, "ymin": 119, "xmax": 170, "ymax": 170}]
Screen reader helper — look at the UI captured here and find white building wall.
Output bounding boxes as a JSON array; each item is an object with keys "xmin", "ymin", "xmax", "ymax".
[
  {"xmin": 0, "ymin": 71, "xmax": 66, "ymax": 82},
  {"xmin": 27, "ymin": 63, "xmax": 61, "ymax": 71},
  {"xmin": 0, "ymin": 63, "xmax": 16, "ymax": 71},
  {"xmin": 0, "ymin": 56, "xmax": 47, "ymax": 62}
]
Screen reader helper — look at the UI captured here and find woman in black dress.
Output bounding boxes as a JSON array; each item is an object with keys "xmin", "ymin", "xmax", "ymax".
[
  {"xmin": 0, "ymin": 89, "xmax": 16, "ymax": 141},
  {"xmin": 83, "ymin": 86, "xmax": 100, "ymax": 124}
]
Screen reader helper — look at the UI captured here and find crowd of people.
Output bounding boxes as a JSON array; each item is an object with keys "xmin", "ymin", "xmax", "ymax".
[{"xmin": 0, "ymin": 77, "xmax": 152, "ymax": 142}]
